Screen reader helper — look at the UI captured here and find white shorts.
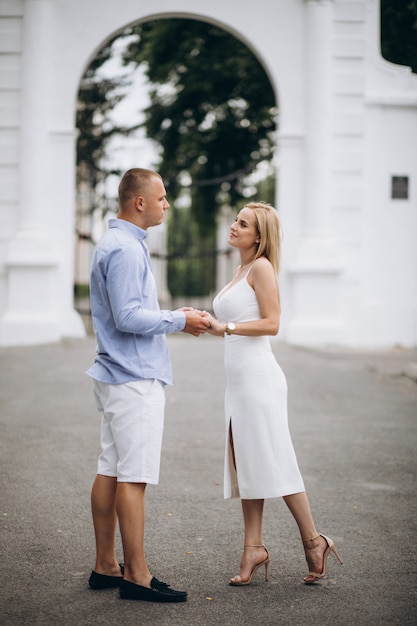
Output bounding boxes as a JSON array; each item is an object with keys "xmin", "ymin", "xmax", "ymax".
[{"xmin": 93, "ymin": 378, "xmax": 165, "ymax": 483}]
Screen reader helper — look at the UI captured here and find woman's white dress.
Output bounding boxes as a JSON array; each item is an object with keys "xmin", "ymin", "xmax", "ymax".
[{"xmin": 213, "ymin": 269, "xmax": 305, "ymax": 500}]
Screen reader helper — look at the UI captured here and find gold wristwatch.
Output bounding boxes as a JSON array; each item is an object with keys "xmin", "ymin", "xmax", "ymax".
[{"xmin": 225, "ymin": 322, "xmax": 236, "ymax": 335}]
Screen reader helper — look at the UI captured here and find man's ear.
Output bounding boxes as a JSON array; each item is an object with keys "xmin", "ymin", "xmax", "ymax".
[{"xmin": 135, "ymin": 195, "xmax": 144, "ymax": 212}]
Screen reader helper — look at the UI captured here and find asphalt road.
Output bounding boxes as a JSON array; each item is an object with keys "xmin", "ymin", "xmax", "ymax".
[{"xmin": 1, "ymin": 335, "xmax": 416, "ymax": 625}]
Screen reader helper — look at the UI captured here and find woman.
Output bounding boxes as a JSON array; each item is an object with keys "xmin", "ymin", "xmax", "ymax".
[{"xmin": 206, "ymin": 202, "xmax": 342, "ymax": 585}]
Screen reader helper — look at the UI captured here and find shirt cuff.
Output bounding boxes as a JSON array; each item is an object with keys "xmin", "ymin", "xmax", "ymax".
[{"xmin": 171, "ymin": 310, "xmax": 187, "ymax": 331}]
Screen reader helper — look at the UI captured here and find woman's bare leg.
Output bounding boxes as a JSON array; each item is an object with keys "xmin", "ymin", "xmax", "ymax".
[
  {"xmin": 230, "ymin": 499, "xmax": 268, "ymax": 584},
  {"xmin": 283, "ymin": 491, "xmax": 327, "ymax": 580},
  {"xmin": 229, "ymin": 426, "xmax": 268, "ymax": 583}
]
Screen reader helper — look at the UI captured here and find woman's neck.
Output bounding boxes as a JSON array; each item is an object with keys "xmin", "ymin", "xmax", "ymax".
[{"xmin": 239, "ymin": 253, "xmax": 256, "ymax": 269}]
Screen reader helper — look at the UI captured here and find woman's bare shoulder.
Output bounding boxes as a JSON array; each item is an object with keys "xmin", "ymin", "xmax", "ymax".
[
  {"xmin": 249, "ymin": 257, "xmax": 275, "ymax": 288},
  {"xmin": 252, "ymin": 256, "xmax": 273, "ymax": 273}
]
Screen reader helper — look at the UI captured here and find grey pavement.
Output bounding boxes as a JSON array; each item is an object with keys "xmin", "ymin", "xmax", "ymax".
[{"xmin": 1, "ymin": 334, "xmax": 416, "ymax": 625}]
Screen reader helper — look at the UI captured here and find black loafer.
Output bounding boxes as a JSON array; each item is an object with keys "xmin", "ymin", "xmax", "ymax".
[
  {"xmin": 88, "ymin": 563, "xmax": 124, "ymax": 589},
  {"xmin": 119, "ymin": 577, "xmax": 187, "ymax": 603}
]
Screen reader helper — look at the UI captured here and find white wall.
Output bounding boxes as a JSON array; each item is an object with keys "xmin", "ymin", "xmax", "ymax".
[
  {"xmin": 362, "ymin": 86, "xmax": 417, "ymax": 344},
  {"xmin": 0, "ymin": 0, "xmax": 416, "ymax": 347}
]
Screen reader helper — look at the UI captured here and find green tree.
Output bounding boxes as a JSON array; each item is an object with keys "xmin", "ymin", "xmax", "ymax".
[
  {"xmin": 78, "ymin": 38, "xmax": 119, "ymax": 189},
  {"xmin": 167, "ymin": 204, "xmax": 216, "ymax": 298},
  {"xmin": 75, "ymin": 35, "xmax": 140, "ymax": 304},
  {"xmin": 121, "ymin": 18, "xmax": 277, "ymax": 237},
  {"xmin": 76, "ymin": 34, "xmax": 141, "ymax": 202},
  {"xmin": 117, "ymin": 18, "xmax": 277, "ymax": 297}
]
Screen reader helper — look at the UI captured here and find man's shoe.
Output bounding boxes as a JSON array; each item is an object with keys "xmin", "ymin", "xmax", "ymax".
[
  {"xmin": 119, "ymin": 577, "xmax": 188, "ymax": 603},
  {"xmin": 88, "ymin": 564, "xmax": 124, "ymax": 589}
]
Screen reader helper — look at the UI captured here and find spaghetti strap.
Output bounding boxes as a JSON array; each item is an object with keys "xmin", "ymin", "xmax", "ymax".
[
  {"xmin": 244, "ymin": 263, "xmax": 255, "ymax": 278},
  {"xmin": 215, "ymin": 262, "xmax": 256, "ymax": 302}
]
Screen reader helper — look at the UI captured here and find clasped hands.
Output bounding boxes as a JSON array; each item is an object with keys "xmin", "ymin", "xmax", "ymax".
[{"xmin": 178, "ymin": 307, "xmax": 224, "ymax": 337}]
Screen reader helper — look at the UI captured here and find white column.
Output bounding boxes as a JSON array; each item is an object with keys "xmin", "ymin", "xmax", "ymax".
[
  {"xmin": 303, "ymin": 0, "xmax": 333, "ymax": 237},
  {"xmin": 216, "ymin": 206, "xmax": 239, "ymax": 294},
  {"xmin": 0, "ymin": 0, "xmax": 84, "ymax": 345},
  {"xmin": 17, "ymin": 0, "xmax": 54, "ymax": 230},
  {"xmin": 293, "ymin": 0, "xmax": 342, "ymax": 265},
  {"xmin": 146, "ymin": 223, "xmax": 170, "ymax": 307},
  {"xmin": 286, "ymin": 0, "xmax": 344, "ymax": 345}
]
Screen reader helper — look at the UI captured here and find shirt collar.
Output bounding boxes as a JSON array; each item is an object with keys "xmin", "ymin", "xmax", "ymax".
[{"xmin": 109, "ymin": 218, "xmax": 148, "ymax": 241}]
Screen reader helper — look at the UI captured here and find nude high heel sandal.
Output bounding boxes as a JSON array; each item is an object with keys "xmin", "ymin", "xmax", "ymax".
[
  {"xmin": 229, "ymin": 545, "xmax": 270, "ymax": 586},
  {"xmin": 303, "ymin": 533, "xmax": 343, "ymax": 584}
]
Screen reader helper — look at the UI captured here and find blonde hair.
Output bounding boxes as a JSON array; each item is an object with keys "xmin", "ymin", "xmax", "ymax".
[
  {"xmin": 118, "ymin": 168, "xmax": 162, "ymax": 206},
  {"xmin": 244, "ymin": 202, "xmax": 282, "ymax": 277}
]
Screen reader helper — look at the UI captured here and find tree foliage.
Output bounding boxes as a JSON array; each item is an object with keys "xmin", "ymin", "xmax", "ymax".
[
  {"xmin": 121, "ymin": 18, "xmax": 277, "ymax": 236},
  {"xmin": 76, "ymin": 35, "xmax": 138, "ymax": 191}
]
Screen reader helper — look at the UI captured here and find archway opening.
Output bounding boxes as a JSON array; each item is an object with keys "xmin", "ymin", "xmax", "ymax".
[{"xmin": 74, "ymin": 16, "xmax": 278, "ymax": 329}]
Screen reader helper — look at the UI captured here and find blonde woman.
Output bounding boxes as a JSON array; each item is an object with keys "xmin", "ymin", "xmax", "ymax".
[{"xmin": 206, "ymin": 202, "xmax": 342, "ymax": 585}]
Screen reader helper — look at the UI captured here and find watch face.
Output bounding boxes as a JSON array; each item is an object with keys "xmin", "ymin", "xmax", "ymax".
[{"xmin": 229, "ymin": 322, "xmax": 236, "ymax": 331}]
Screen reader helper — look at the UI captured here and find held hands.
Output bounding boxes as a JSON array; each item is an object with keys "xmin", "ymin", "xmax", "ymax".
[
  {"xmin": 177, "ymin": 307, "xmax": 226, "ymax": 337},
  {"xmin": 179, "ymin": 308, "xmax": 211, "ymax": 337},
  {"xmin": 203, "ymin": 312, "xmax": 226, "ymax": 336}
]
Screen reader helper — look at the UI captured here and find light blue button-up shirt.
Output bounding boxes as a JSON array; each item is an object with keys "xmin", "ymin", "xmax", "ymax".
[{"xmin": 86, "ymin": 218, "xmax": 186, "ymax": 385}]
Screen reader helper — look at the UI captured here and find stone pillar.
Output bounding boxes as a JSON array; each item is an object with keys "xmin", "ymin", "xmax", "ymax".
[
  {"xmin": 216, "ymin": 206, "xmax": 239, "ymax": 295},
  {"xmin": 286, "ymin": 0, "xmax": 344, "ymax": 345},
  {"xmin": 147, "ymin": 223, "xmax": 170, "ymax": 307},
  {"xmin": 304, "ymin": 0, "xmax": 333, "ymax": 236},
  {"xmin": 0, "ymin": 0, "xmax": 84, "ymax": 345}
]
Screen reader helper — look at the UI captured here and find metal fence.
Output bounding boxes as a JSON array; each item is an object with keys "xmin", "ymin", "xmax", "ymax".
[{"xmin": 74, "ymin": 246, "xmax": 237, "ymax": 335}]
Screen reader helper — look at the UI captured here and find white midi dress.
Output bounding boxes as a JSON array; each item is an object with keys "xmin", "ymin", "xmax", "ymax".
[{"xmin": 213, "ymin": 270, "xmax": 305, "ymax": 500}]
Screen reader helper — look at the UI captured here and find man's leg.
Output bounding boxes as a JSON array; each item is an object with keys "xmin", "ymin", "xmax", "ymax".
[
  {"xmin": 116, "ymin": 482, "xmax": 152, "ymax": 588},
  {"xmin": 91, "ymin": 474, "xmax": 122, "ymax": 576}
]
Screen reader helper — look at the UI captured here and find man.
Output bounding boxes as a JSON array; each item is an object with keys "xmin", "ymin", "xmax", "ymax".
[{"xmin": 86, "ymin": 168, "xmax": 210, "ymax": 603}]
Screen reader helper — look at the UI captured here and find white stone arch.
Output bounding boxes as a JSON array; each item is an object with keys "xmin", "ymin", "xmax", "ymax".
[
  {"xmin": 0, "ymin": 0, "xmax": 416, "ymax": 348},
  {"xmin": 73, "ymin": 13, "xmax": 281, "ymax": 309}
]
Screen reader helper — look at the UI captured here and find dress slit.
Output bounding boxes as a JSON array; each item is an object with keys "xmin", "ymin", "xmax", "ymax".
[{"xmin": 228, "ymin": 418, "xmax": 240, "ymax": 498}]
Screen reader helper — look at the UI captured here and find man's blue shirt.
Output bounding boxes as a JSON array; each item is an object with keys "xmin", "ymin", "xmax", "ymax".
[{"xmin": 86, "ymin": 218, "xmax": 186, "ymax": 385}]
